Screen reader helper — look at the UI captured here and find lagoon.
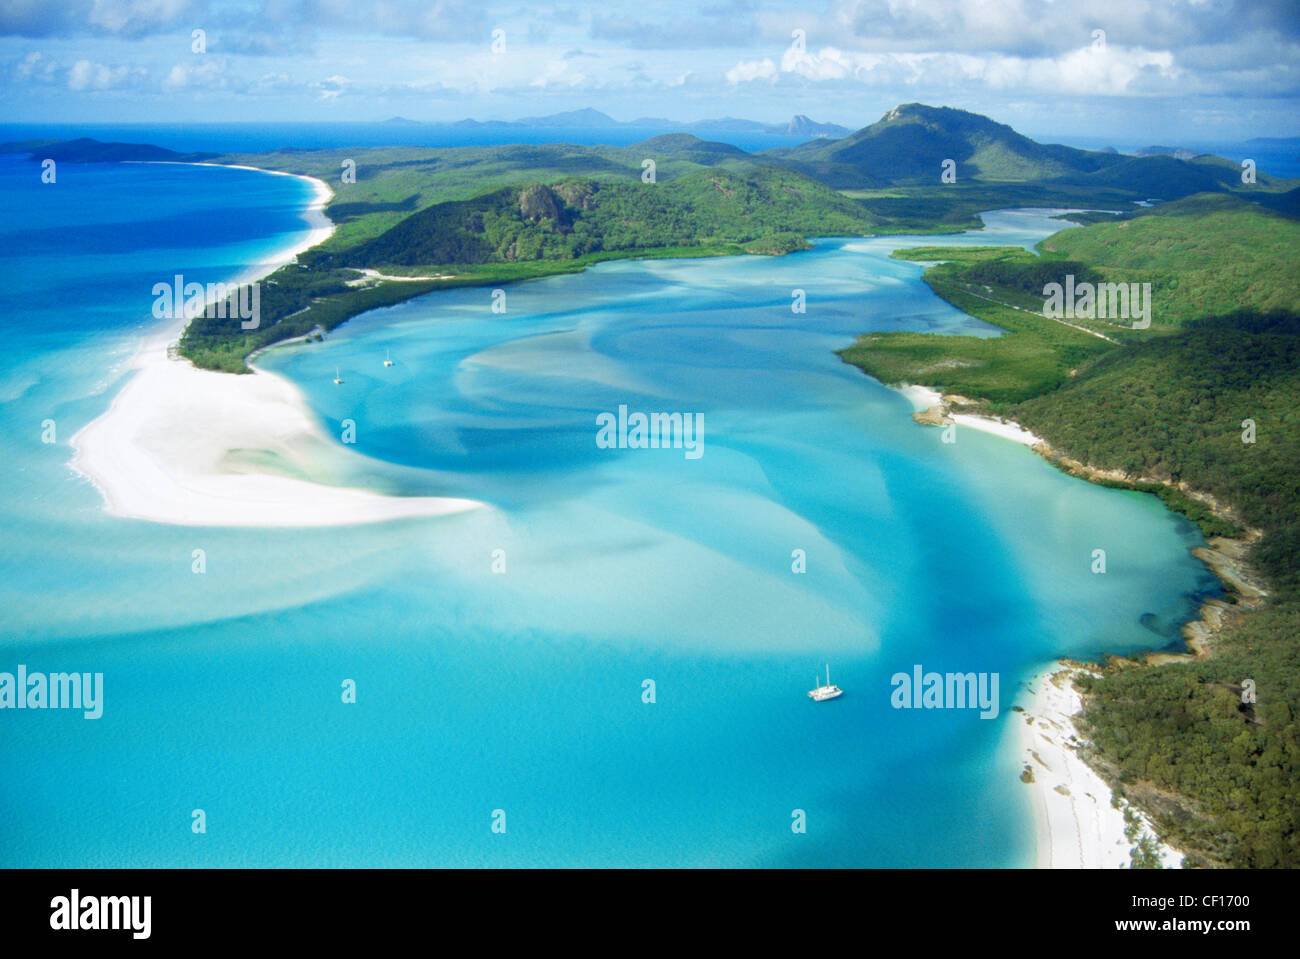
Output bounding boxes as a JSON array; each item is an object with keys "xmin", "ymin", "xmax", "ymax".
[{"xmin": 0, "ymin": 160, "xmax": 1218, "ymax": 866}]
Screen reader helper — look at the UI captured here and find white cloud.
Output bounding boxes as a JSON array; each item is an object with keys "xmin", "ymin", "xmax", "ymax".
[
  {"xmin": 729, "ymin": 41, "xmax": 1181, "ymax": 97},
  {"xmin": 313, "ymin": 73, "xmax": 350, "ymax": 100},
  {"xmin": 530, "ymin": 59, "xmax": 594, "ymax": 89},
  {"xmin": 86, "ymin": 0, "xmax": 194, "ymax": 36},
  {"xmin": 725, "ymin": 57, "xmax": 777, "ymax": 83},
  {"xmin": 161, "ymin": 56, "xmax": 227, "ymax": 90},
  {"xmin": 67, "ymin": 57, "xmax": 144, "ymax": 90},
  {"xmin": 15, "ymin": 50, "xmax": 59, "ymax": 82}
]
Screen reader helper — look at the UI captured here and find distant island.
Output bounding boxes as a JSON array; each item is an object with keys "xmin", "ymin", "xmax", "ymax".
[{"xmin": 384, "ymin": 107, "xmax": 852, "ymax": 138}]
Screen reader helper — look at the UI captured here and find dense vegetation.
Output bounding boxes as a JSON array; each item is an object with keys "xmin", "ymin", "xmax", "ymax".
[
  {"xmin": 214, "ymin": 136, "xmax": 779, "ymax": 249},
  {"xmin": 840, "ymin": 245, "xmax": 1121, "ymax": 404},
  {"xmin": 841, "ymin": 203, "xmax": 1300, "ymax": 867},
  {"xmin": 1043, "ymin": 194, "xmax": 1300, "ymax": 323},
  {"xmin": 1021, "ymin": 313, "xmax": 1300, "ymax": 867},
  {"xmin": 178, "ymin": 266, "xmax": 448, "ymax": 374},
  {"xmin": 1013, "ymin": 310, "xmax": 1300, "ymax": 583},
  {"xmin": 325, "ymin": 169, "xmax": 877, "ymax": 268},
  {"xmin": 180, "ymin": 160, "xmax": 883, "ymax": 371},
  {"xmin": 767, "ymin": 103, "xmax": 1294, "ymax": 196}
]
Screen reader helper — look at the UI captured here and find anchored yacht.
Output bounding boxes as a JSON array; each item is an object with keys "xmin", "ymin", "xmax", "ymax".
[{"xmin": 808, "ymin": 664, "xmax": 842, "ymax": 701}]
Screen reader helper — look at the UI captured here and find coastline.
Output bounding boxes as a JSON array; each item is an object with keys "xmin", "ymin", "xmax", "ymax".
[
  {"xmin": 70, "ymin": 164, "xmax": 482, "ymax": 527},
  {"xmin": 893, "ymin": 379, "xmax": 1260, "ymax": 867},
  {"xmin": 1014, "ymin": 664, "xmax": 1184, "ymax": 868},
  {"xmin": 896, "ymin": 383, "xmax": 1044, "ymax": 447}
]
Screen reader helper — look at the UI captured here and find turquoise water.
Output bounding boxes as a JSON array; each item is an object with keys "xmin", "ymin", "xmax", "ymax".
[{"xmin": 0, "ymin": 158, "xmax": 1218, "ymax": 866}]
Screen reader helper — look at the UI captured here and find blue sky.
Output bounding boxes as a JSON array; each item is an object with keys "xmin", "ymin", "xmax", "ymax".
[{"xmin": 2, "ymin": 0, "xmax": 1298, "ymax": 140}]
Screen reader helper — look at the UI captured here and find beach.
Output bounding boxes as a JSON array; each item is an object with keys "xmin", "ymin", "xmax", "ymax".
[
  {"xmin": 894, "ymin": 382, "xmax": 1186, "ymax": 867},
  {"xmin": 1016, "ymin": 665, "xmax": 1184, "ymax": 868},
  {"xmin": 70, "ymin": 167, "xmax": 481, "ymax": 527},
  {"xmin": 897, "ymin": 383, "xmax": 1044, "ymax": 447}
]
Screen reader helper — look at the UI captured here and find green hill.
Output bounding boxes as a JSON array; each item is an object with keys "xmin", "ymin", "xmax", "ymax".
[
  {"xmin": 840, "ymin": 191, "xmax": 1300, "ymax": 867},
  {"xmin": 327, "ymin": 167, "xmax": 877, "ymax": 270},
  {"xmin": 215, "ymin": 135, "xmax": 770, "ymax": 250},
  {"xmin": 1070, "ymin": 154, "xmax": 1232, "ymax": 198},
  {"xmin": 1012, "ymin": 311, "xmax": 1300, "ymax": 867},
  {"xmin": 630, "ymin": 133, "xmax": 752, "ymax": 165},
  {"xmin": 182, "ymin": 163, "xmax": 879, "ymax": 371},
  {"xmin": 767, "ymin": 104, "xmax": 1294, "ymax": 202},
  {"xmin": 772, "ymin": 103, "xmax": 1113, "ymax": 186},
  {"xmin": 1042, "ymin": 193, "xmax": 1300, "ymax": 323}
]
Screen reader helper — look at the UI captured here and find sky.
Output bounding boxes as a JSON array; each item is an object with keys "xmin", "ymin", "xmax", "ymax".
[{"xmin": 2, "ymin": 0, "xmax": 1298, "ymax": 141}]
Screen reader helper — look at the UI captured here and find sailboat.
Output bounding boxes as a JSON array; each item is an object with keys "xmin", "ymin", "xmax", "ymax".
[
  {"xmin": 333, "ymin": 367, "xmax": 343, "ymax": 385},
  {"xmin": 383, "ymin": 349, "xmax": 393, "ymax": 367},
  {"xmin": 808, "ymin": 664, "xmax": 843, "ymax": 701}
]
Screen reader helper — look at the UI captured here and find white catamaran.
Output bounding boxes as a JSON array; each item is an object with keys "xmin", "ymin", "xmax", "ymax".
[{"xmin": 808, "ymin": 664, "xmax": 842, "ymax": 701}]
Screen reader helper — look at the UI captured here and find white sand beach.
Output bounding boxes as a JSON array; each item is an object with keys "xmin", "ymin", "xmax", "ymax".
[
  {"xmin": 897, "ymin": 383, "xmax": 1044, "ymax": 447},
  {"xmin": 894, "ymin": 383, "xmax": 1181, "ymax": 867},
  {"xmin": 1017, "ymin": 665, "xmax": 1183, "ymax": 869},
  {"xmin": 71, "ymin": 168, "xmax": 481, "ymax": 527}
]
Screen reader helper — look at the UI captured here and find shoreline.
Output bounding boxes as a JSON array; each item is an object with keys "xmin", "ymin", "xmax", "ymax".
[
  {"xmin": 896, "ymin": 383, "xmax": 1044, "ymax": 447},
  {"xmin": 70, "ymin": 163, "xmax": 483, "ymax": 528},
  {"xmin": 1014, "ymin": 664, "xmax": 1184, "ymax": 868},
  {"xmin": 893, "ymin": 379, "xmax": 1260, "ymax": 867}
]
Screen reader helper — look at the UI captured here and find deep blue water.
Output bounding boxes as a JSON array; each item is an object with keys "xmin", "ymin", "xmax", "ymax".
[
  {"xmin": 0, "ymin": 122, "xmax": 814, "ymax": 156},
  {"xmin": 0, "ymin": 157, "xmax": 1218, "ymax": 866}
]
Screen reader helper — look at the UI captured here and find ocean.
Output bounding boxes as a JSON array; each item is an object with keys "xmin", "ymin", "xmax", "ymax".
[
  {"xmin": 0, "ymin": 155, "xmax": 1218, "ymax": 866},
  {"xmin": 0, "ymin": 122, "xmax": 816, "ymax": 157}
]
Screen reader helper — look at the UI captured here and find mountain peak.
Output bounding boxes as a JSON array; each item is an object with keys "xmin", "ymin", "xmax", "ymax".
[
  {"xmin": 780, "ymin": 103, "xmax": 1116, "ymax": 188},
  {"xmin": 786, "ymin": 115, "xmax": 849, "ymax": 137},
  {"xmin": 879, "ymin": 103, "xmax": 1000, "ymax": 128}
]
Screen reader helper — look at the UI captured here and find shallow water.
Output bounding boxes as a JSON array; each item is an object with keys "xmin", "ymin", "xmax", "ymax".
[{"xmin": 0, "ymin": 160, "xmax": 1217, "ymax": 866}]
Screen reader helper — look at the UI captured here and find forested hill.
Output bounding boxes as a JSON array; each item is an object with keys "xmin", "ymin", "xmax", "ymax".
[
  {"xmin": 766, "ymin": 103, "xmax": 1294, "ymax": 197},
  {"xmin": 320, "ymin": 168, "xmax": 878, "ymax": 269},
  {"xmin": 770, "ymin": 103, "xmax": 1110, "ymax": 185},
  {"xmin": 840, "ymin": 194, "xmax": 1300, "ymax": 867},
  {"xmin": 180, "ymin": 155, "xmax": 883, "ymax": 372},
  {"xmin": 1014, "ymin": 310, "xmax": 1300, "ymax": 868},
  {"xmin": 1041, "ymin": 194, "xmax": 1300, "ymax": 322}
]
